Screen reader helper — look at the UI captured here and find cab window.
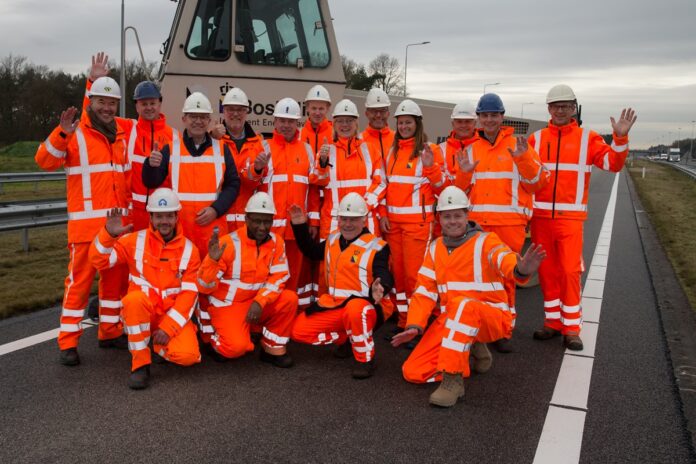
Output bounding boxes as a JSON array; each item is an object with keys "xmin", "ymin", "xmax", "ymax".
[{"xmin": 185, "ymin": 0, "xmax": 232, "ymax": 60}]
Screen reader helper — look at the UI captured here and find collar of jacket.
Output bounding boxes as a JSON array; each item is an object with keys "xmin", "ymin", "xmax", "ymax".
[
  {"xmin": 272, "ymin": 129, "xmax": 300, "ymax": 146},
  {"xmin": 446, "ymin": 131, "xmax": 478, "ymax": 148},
  {"xmin": 307, "ymin": 119, "xmax": 332, "ymax": 135},
  {"xmin": 339, "ymin": 227, "xmax": 372, "ymax": 250},
  {"xmin": 149, "ymin": 222, "xmax": 186, "ymax": 246},
  {"xmin": 477, "ymin": 126, "xmax": 514, "ymax": 148},
  {"xmin": 365, "ymin": 125, "xmax": 391, "ymax": 138},
  {"xmin": 224, "ymin": 121, "xmax": 258, "ymax": 142},
  {"xmin": 397, "ymin": 136, "xmax": 416, "ymax": 150},
  {"xmin": 182, "ymin": 130, "xmax": 213, "ymax": 156},
  {"xmin": 137, "ymin": 114, "xmax": 168, "ymax": 132},
  {"xmin": 442, "ymin": 221, "xmax": 483, "ymax": 249},
  {"xmin": 335, "ymin": 136, "xmax": 359, "ymax": 156},
  {"xmin": 547, "ymin": 118, "xmax": 579, "ymax": 136}
]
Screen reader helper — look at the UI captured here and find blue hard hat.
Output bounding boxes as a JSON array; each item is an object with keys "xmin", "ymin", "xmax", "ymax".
[
  {"xmin": 133, "ymin": 81, "xmax": 162, "ymax": 100},
  {"xmin": 476, "ymin": 93, "xmax": 505, "ymax": 114}
]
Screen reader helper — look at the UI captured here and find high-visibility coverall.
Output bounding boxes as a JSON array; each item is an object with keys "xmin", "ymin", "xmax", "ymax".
[
  {"xmin": 142, "ymin": 131, "xmax": 241, "ymax": 258},
  {"xmin": 196, "ymin": 225, "xmax": 297, "ymax": 357},
  {"xmin": 378, "ymin": 139, "xmax": 447, "ymax": 327},
  {"xmin": 361, "ymin": 126, "xmax": 395, "ymax": 163},
  {"xmin": 455, "ymin": 126, "xmax": 548, "ymax": 327},
  {"xmin": 35, "ymin": 111, "xmax": 131, "ymax": 350},
  {"xmin": 528, "ymin": 120, "xmax": 629, "ymax": 335},
  {"xmin": 219, "ymin": 122, "xmax": 269, "ymax": 231},
  {"xmin": 402, "ymin": 225, "xmax": 528, "ymax": 383},
  {"xmin": 89, "ymin": 225, "xmax": 202, "ymax": 371},
  {"xmin": 290, "ymin": 222, "xmax": 393, "ymax": 363},
  {"xmin": 252, "ymin": 130, "xmax": 319, "ymax": 299}
]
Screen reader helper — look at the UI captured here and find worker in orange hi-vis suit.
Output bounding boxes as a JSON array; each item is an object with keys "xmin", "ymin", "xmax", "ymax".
[
  {"xmin": 209, "ymin": 87, "xmax": 270, "ymax": 232},
  {"xmin": 141, "ymin": 92, "xmax": 240, "ymax": 258},
  {"xmin": 454, "ymin": 93, "xmax": 548, "ymax": 354},
  {"xmin": 197, "ymin": 192, "xmax": 297, "ymax": 368},
  {"xmin": 361, "ymin": 88, "xmax": 395, "ymax": 162},
  {"xmin": 36, "ymin": 76, "xmax": 131, "ymax": 367},
  {"xmin": 378, "ymin": 99, "xmax": 448, "ymax": 331},
  {"xmin": 439, "ymin": 101, "xmax": 480, "ymax": 185},
  {"xmin": 289, "ymin": 193, "xmax": 394, "ymax": 379},
  {"xmin": 89, "ymin": 189, "xmax": 201, "ymax": 390},
  {"xmin": 251, "ymin": 97, "xmax": 319, "ymax": 300},
  {"xmin": 529, "ymin": 84, "xmax": 637, "ymax": 351},
  {"xmin": 392, "ymin": 186, "xmax": 546, "ymax": 408}
]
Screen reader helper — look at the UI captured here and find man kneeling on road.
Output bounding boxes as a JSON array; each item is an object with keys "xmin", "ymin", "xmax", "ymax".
[
  {"xmin": 197, "ymin": 192, "xmax": 296, "ymax": 368},
  {"xmin": 289, "ymin": 193, "xmax": 393, "ymax": 379},
  {"xmin": 89, "ymin": 188, "xmax": 202, "ymax": 390},
  {"xmin": 392, "ymin": 186, "xmax": 545, "ymax": 407}
]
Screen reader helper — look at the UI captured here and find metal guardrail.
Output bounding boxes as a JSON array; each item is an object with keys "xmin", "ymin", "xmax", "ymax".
[
  {"xmin": 0, "ymin": 200, "xmax": 67, "ymax": 251},
  {"xmin": 654, "ymin": 160, "xmax": 696, "ymax": 181},
  {"xmin": 0, "ymin": 171, "xmax": 66, "ymax": 194}
]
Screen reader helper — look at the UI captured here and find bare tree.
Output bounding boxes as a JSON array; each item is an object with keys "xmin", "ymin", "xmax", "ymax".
[{"xmin": 368, "ymin": 53, "xmax": 404, "ymax": 96}]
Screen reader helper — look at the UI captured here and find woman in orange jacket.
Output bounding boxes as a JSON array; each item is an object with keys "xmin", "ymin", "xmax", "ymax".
[{"xmin": 378, "ymin": 99, "xmax": 447, "ymax": 329}]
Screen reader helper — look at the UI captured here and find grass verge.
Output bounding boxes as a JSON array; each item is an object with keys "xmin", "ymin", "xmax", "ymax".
[{"xmin": 629, "ymin": 160, "xmax": 696, "ymax": 310}]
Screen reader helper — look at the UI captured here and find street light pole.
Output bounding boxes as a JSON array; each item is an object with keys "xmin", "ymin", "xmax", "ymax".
[
  {"xmin": 483, "ymin": 82, "xmax": 500, "ymax": 94},
  {"xmin": 689, "ymin": 120, "xmax": 695, "ymax": 164},
  {"xmin": 404, "ymin": 41, "xmax": 430, "ymax": 97},
  {"xmin": 120, "ymin": 0, "xmax": 126, "ymax": 117},
  {"xmin": 521, "ymin": 102, "xmax": 534, "ymax": 118}
]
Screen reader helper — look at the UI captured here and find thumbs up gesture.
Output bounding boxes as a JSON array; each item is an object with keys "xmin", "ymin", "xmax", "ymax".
[
  {"xmin": 318, "ymin": 137, "xmax": 331, "ymax": 164},
  {"xmin": 149, "ymin": 141, "xmax": 163, "ymax": 167}
]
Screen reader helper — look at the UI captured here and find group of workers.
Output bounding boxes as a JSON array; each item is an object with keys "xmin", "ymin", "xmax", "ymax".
[{"xmin": 35, "ymin": 52, "xmax": 637, "ymax": 407}]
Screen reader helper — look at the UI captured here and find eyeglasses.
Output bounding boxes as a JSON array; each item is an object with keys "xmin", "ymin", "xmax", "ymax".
[
  {"xmin": 549, "ymin": 103, "xmax": 575, "ymax": 112},
  {"xmin": 185, "ymin": 114, "xmax": 211, "ymax": 121}
]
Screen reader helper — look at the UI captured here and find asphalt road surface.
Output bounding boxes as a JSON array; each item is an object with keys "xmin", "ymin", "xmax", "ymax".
[{"xmin": 0, "ymin": 170, "xmax": 694, "ymax": 463}]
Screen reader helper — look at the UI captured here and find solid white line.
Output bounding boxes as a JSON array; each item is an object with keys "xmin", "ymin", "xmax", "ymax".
[
  {"xmin": 533, "ymin": 173, "xmax": 620, "ymax": 463},
  {"xmin": 0, "ymin": 319, "xmax": 95, "ymax": 357}
]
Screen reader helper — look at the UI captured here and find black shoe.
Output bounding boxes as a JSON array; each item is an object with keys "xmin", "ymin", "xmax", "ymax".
[
  {"xmin": 333, "ymin": 342, "xmax": 352, "ymax": 359},
  {"xmin": 59, "ymin": 348, "xmax": 80, "ymax": 366},
  {"xmin": 351, "ymin": 359, "xmax": 375, "ymax": 379},
  {"xmin": 260, "ymin": 350, "xmax": 294, "ymax": 368},
  {"xmin": 492, "ymin": 338, "xmax": 514, "ymax": 354},
  {"xmin": 533, "ymin": 327, "xmax": 561, "ymax": 341},
  {"xmin": 128, "ymin": 365, "xmax": 151, "ymax": 390},
  {"xmin": 151, "ymin": 352, "xmax": 167, "ymax": 364},
  {"xmin": 563, "ymin": 335, "xmax": 584, "ymax": 351},
  {"xmin": 98, "ymin": 334, "xmax": 128, "ymax": 349}
]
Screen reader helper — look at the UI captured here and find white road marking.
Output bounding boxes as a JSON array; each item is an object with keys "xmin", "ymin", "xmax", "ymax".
[
  {"xmin": 0, "ymin": 319, "xmax": 95, "ymax": 356},
  {"xmin": 533, "ymin": 173, "xmax": 620, "ymax": 464}
]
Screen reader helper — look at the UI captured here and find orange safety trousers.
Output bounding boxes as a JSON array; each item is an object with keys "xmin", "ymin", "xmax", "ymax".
[
  {"xmin": 291, "ymin": 298, "xmax": 377, "ymax": 362},
  {"xmin": 207, "ymin": 290, "xmax": 297, "ymax": 358},
  {"xmin": 530, "ymin": 217, "xmax": 584, "ymax": 335},
  {"xmin": 384, "ymin": 221, "xmax": 431, "ymax": 327},
  {"xmin": 481, "ymin": 224, "xmax": 526, "ymax": 332},
  {"xmin": 122, "ymin": 291, "xmax": 201, "ymax": 372},
  {"xmin": 403, "ymin": 297, "xmax": 512, "ymax": 383},
  {"xmin": 58, "ymin": 242, "xmax": 128, "ymax": 350}
]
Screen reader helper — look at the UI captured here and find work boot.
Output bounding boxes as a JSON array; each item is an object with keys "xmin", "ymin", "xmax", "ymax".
[
  {"xmin": 470, "ymin": 342, "xmax": 493, "ymax": 374},
  {"xmin": 260, "ymin": 350, "xmax": 294, "ymax": 368},
  {"xmin": 429, "ymin": 372, "xmax": 465, "ymax": 408},
  {"xmin": 492, "ymin": 337, "xmax": 513, "ymax": 353},
  {"xmin": 333, "ymin": 341, "xmax": 352, "ymax": 359},
  {"xmin": 128, "ymin": 365, "xmax": 150, "ymax": 390},
  {"xmin": 98, "ymin": 334, "xmax": 128, "ymax": 349},
  {"xmin": 59, "ymin": 348, "xmax": 80, "ymax": 366},
  {"xmin": 533, "ymin": 327, "xmax": 561, "ymax": 341},
  {"xmin": 564, "ymin": 335, "xmax": 584, "ymax": 351},
  {"xmin": 351, "ymin": 359, "xmax": 375, "ymax": 379}
]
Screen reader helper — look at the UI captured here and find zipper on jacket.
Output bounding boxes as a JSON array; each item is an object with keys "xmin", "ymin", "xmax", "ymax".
[
  {"xmin": 422, "ymin": 194, "xmax": 426, "ymax": 220},
  {"xmin": 378, "ymin": 132, "xmax": 384, "ymax": 158},
  {"xmin": 551, "ymin": 132, "xmax": 562, "ymax": 218}
]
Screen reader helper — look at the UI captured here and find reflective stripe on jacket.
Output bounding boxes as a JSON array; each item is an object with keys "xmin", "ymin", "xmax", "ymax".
[{"xmin": 361, "ymin": 126, "xmax": 395, "ymax": 161}]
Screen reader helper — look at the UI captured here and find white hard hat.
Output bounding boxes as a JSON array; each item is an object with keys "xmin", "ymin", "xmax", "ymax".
[
  {"xmin": 546, "ymin": 84, "xmax": 577, "ymax": 104},
  {"xmin": 182, "ymin": 92, "xmax": 213, "ymax": 114},
  {"xmin": 451, "ymin": 101, "xmax": 477, "ymax": 120},
  {"xmin": 332, "ymin": 99, "xmax": 359, "ymax": 118},
  {"xmin": 394, "ymin": 99, "xmax": 422, "ymax": 118},
  {"xmin": 88, "ymin": 77, "xmax": 121, "ymax": 100},
  {"xmin": 338, "ymin": 192, "xmax": 368, "ymax": 217},
  {"xmin": 305, "ymin": 84, "xmax": 331, "ymax": 103},
  {"xmin": 273, "ymin": 97, "xmax": 301, "ymax": 119},
  {"xmin": 365, "ymin": 88, "xmax": 391, "ymax": 108},
  {"xmin": 147, "ymin": 188, "xmax": 182, "ymax": 213},
  {"xmin": 245, "ymin": 192, "xmax": 276, "ymax": 215},
  {"xmin": 437, "ymin": 186, "xmax": 470, "ymax": 211},
  {"xmin": 222, "ymin": 87, "xmax": 249, "ymax": 107}
]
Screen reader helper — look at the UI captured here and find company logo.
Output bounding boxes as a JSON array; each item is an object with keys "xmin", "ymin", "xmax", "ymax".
[{"xmin": 159, "ymin": 199, "xmax": 168, "ymax": 206}]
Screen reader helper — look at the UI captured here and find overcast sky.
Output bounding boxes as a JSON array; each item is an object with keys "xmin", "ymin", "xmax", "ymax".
[{"xmin": 2, "ymin": 0, "xmax": 695, "ymax": 149}]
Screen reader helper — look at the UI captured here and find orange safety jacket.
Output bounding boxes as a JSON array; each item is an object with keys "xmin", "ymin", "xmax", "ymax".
[
  {"xmin": 196, "ymin": 226, "xmax": 290, "ymax": 309},
  {"xmin": 406, "ymin": 225, "xmax": 528, "ymax": 331},
  {"xmin": 379, "ymin": 138, "xmax": 446, "ymax": 224},
  {"xmin": 361, "ymin": 126, "xmax": 395, "ymax": 161},
  {"xmin": 35, "ymin": 112, "xmax": 131, "ymax": 243},
  {"xmin": 257, "ymin": 130, "xmax": 319, "ymax": 238},
  {"xmin": 455, "ymin": 126, "xmax": 548, "ymax": 227},
  {"xmin": 318, "ymin": 231, "xmax": 387, "ymax": 308},
  {"xmin": 310, "ymin": 135, "xmax": 386, "ymax": 236},
  {"xmin": 89, "ymin": 224, "xmax": 201, "ymax": 338},
  {"xmin": 529, "ymin": 119, "xmax": 629, "ymax": 220},
  {"xmin": 301, "ymin": 119, "xmax": 333, "ymax": 155},
  {"xmin": 438, "ymin": 131, "xmax": 480, "ymax": 182},
  {"xmin": 220, "ymin": 123, "xmax": 269, "ymax": 226}
]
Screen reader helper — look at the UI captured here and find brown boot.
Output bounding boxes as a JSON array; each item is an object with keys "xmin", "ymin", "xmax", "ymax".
[
  {"xmin": 470, "ymin": 342, "xmax": 493, "ymax": 374},
  {"xmin": 564, "ymin": 335, "xmax": 584, "ymax": 351},
  {"xmin": 429, "ymin": 372, "xmax": 465, "ymax": 408},
  {"xmin": 533, "ymin": 326, "xmax": 561, "ymax": 340}
]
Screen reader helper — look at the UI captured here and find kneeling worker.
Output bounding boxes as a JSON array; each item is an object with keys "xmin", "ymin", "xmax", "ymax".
[
  {"xmin": 197, "ymin": 192, "xmax": 296, "ymax": 368},
  {"xmin": 289, "ymin": 193, "xmax": 393, "ymax": 379},
  {"xmin": 392, "ymin": 186, "xmax": 545, "ymax": 407},
  {"xmin": 89, "ymin": 188, "xmax": 202, "ymax": 390}
]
